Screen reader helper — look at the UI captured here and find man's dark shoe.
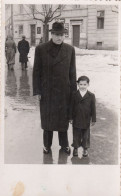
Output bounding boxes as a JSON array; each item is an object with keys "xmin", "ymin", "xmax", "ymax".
[
  {"xmin": 73, "ymin": 148, "xmax": 78, "ymax": 156},
  {"xmin": 43, "ymin": 147, "xmax": 51, "ymax": 154},
  {"xmin": 61, "ymin": 147, "xmax": 71, "ymax": 155}
]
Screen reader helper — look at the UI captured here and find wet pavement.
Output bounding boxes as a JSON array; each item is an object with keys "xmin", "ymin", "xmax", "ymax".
[{"xmin": 4, "ymin": 53, "xmax": 119, "ymax": 164}]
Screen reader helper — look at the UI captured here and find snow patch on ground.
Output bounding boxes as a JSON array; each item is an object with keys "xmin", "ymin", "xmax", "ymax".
[
  {"xmin": 28, "ymin": 46, "xmax": 119, "ymax": 111},
  {"xmin": 28, "ymin": 46, "xmax": 35, "ymax": 68}
]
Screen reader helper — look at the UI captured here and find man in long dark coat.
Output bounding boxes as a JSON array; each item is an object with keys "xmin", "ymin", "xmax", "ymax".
[
  {"xmin": 18, "ymin": 35, "xmax": 30, "ymax": 70},
  {"xmin": 33, "ymin": 22, "xmax": 77, "ymax": 154}
]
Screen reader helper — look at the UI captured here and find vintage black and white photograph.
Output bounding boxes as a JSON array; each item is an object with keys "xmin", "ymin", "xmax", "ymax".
[{"xmin": 4, "ymin": 4, "xmax": 120, "ymax": 165}]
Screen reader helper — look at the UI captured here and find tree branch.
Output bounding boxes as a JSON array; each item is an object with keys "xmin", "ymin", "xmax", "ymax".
[
  {"xmin": 23, "ymin": 6, "xmax": 33, "ymax": 18},
  {"xmin": 32, "ymin": 12, "xmax": 44, "ymax": 22},
  {"xmin": 50, "ymin": 6, "xmax": 61, "ymax": 19},
  {"xmin": 34, "ymin": 8, "xmax": 45, "ymax": 16},
  {"xmin": 50, "ymin": 5, "xmax": 65, "ymax": 20},
  {"xmin": 44, "ymin": 5, "xmax": 48, "ymax": 16},
  {"xmin": 26, "ymin": 4, "xmax": 45, "ymax": 17},
  {"xmin": 49, "ymin": 13, "xmax": 61, "ymax": 22},
  {"xmin": 33, "ymin": 17, "xmax": 44, "ymax": 22},
  {"xmin": 24, "ymin": 4, "xmax": 65, "ymax": 26}
]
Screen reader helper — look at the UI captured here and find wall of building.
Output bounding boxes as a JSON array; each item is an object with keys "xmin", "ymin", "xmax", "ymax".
[
  {"xmin": 5, "ymin": 4, "xmax": 118, "ymax": 50},
  {"xmin": 5, "ymin": 5, "xmax": 12, "ymax": 37},
  {"xmin": 87, "ymin": 5, "xmax": 118, "ymax": 50},
  {"xmin": 12, "ymin": 5, "xmax": 43, "ymax": 45},
  {"xmin": 48, "ymin": 7, "xmax": 88, "ymax": 48}
]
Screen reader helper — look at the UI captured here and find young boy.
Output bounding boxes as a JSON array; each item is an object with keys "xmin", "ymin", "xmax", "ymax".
[{"xmin": 70, "ymin": 76, "xmax": 96, "ymax": 157}]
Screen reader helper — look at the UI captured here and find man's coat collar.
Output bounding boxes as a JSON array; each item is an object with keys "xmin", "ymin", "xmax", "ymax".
[{"xmin": 47, "ymin": 39, "xmax": 67, "ymax": 65}]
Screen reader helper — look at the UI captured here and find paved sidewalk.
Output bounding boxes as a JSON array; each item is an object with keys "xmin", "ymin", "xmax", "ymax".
[{"xmin": 4, "ymin": 50, "xmax": 119, "ymax": 164}]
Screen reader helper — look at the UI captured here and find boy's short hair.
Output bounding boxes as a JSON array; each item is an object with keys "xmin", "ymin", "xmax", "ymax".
[{"xmin": 77, "ymin": 76, "xmax": 90, "ymax": 84}]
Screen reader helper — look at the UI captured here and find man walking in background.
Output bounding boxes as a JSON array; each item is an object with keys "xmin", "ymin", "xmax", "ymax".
[
  {"xmin": 18, "ymin": 35, "xmax": 30, "ymax": 70},
  {"xmin": 5, "ymin": 35, "xmax": 16, "ymax": 70},
  {"xmin": 33, "ymin": 22, "xmax": 77, "ymax": 155}
]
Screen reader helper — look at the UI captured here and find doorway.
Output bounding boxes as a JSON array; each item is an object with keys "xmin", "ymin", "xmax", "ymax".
[
  {"xmin": 73, "ymin": 25, "xmax": 80, "ymax": 47},
  {"xmin": 30, "ymin": 24, "xmax": 36, "ymax": 46}
]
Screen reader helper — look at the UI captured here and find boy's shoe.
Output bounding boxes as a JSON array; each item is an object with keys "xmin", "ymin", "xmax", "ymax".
[
  {"xmin": 73, "ymin": 148, "xmax": 78, "ymax": 156},
  {"xmin": 43, "ymin": 147, "xmax": 51, "ymax": 154},
  {"xmin": 61, "ymin": 147, "xmax": 71, "ymax": 155},
  {"xmin": 82, "ymin": 149, "xmax": 88, "ymax": 157}
]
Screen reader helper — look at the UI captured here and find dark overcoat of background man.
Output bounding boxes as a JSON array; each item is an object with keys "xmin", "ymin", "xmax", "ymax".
[
  {"xmin": 33, "ymin": 22, "xmax": 77, "ymax": 154},
  {"xmin": 18, "ymin": 35, "xmax": 30, "ymax": 70}
]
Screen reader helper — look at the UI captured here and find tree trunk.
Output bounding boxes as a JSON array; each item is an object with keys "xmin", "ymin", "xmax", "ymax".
[{"xmin": 43, "ymin": 22, "xmax": 49, "ymax": 43}]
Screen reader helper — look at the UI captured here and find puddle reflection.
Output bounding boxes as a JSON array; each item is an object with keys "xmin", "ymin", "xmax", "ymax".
[
  {"xmin": 71, "ymin": 156, "xmax": 90, "ymax": 164},
  {"xmin": 58, "ymin": 149, "xmax": 68, "ymax": 164},
  {"xmin": 42, "ymin": 149, "xmax": 69, "ymax": 164},
  {"xmin": 43, "ymin": 150, "xmax": 53, "ymax": 164},
  {"xmin": 6, "ymin": 70, "xmax": 17, "ymax": 97},
  {"xmin": 19, "ymin": 70, "xmax": 30, "ymax": 99}
]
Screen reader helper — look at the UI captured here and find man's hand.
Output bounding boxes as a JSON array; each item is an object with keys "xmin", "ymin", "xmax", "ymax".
[
  {"xmin": 38, "ymin": 95, "xmax": 41, "ymax": 101},
  {"xmin": 91, "ymin": 122, "xmax": 95, "ymax": 126},
  {"xmin": 69, "ymin": 120, "xmax": 73, "ymax": 124}
]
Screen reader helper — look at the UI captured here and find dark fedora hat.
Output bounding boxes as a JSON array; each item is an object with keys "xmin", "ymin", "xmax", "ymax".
[{"xmin": 49, "ymin": 22, "xmax": 67, "ymax": 34}]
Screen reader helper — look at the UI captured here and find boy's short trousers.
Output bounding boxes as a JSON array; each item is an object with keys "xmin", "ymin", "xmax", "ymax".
[{"xmin": 72, "ymin": 127, "xmax": 90, "ymax": 148}]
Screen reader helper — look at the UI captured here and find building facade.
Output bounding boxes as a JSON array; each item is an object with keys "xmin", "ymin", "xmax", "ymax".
[
  {"xmin": 5, "ymin": 4, "xmax": 118, "ymax": 50},
  {"xmin": 87, "ymin": 5, "xmax": 118, "ymax": 50}
]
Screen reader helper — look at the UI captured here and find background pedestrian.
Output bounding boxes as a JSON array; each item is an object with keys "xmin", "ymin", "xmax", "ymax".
[
  {"xmin": 18, "ymin": 35, "xmax": 30, "ymax": 70},
  {"xmin": 5, "ymin": 35, "xmax": 16, "ymax": 70}
]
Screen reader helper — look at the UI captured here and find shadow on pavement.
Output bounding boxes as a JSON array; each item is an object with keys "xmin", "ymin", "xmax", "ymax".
[
  {"xmin": 58, "ymin": 149, "xmax": 68, "ymax": 164},
  {"xmin": 19, "ymin": 70, "xmax": 30, "ymax": 99},
  {"xmin": 6, "ymin": 69, "xmax": 17, "ymax": 97},
  {"xmin": 43, "ymin": 150, "xmax": 53, "ymax": 164},
  {"xmin": 43, "ymin": 149, "xmax": 69, "ymax": 164},
  {"xmin": 71, "ymin": 156, "xmax": 90, "ymax": 164}
]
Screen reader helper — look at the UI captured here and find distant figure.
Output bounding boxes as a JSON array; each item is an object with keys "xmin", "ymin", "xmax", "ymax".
[
  {"xmin": 5, "ymin": 35, "xmax": 16, "ymax": 70},
  {"xmin": 70, "ymin": 76, "xmax": 96, "ymax": 157},
  {"xmin": 18, "ymin": 35, "xmax": 30, "ymax": 70},
  {"xmin": 39, "ymin": 37, "xmax": 43, "ymax": 44}
]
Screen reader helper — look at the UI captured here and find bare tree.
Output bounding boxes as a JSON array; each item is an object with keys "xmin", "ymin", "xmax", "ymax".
[{"xmin": 27, "ymin": 4, "xmax": 65, "ymax": 42}]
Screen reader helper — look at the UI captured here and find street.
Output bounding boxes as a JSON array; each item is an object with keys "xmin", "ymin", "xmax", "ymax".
[{"xmin": 4, "ymin": 49, "xmax": 119, "ymax": 164}]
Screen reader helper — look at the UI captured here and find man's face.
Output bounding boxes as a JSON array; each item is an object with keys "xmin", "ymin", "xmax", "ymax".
[
  {"xmin": 51, "ymin": 33, "xmax": 65, "ymax": 45},
  {"xmin": 78, "ymin": 80, "xmax": 89, "ymax": 91}
]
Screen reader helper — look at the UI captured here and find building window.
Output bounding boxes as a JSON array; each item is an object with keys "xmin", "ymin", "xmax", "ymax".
[
  {"xmin": 97, "ymin": 42, "xmax": 102, "ymax": 46},
  {"xmin": 97, "ymin": 42, "xmax": 102, "ymax": 49},
  {"xmin": 19, "ymin": 25, "xmax": 23, "ymax": 35},
  {"xmin": 75, "ymin": 5, "xmax": 80, "ymax": 9},
  {"xmin": 37, "ymin": 27, "xmax": 41, "ymax": 34},
  {"xmin": 97, "ymin": 11, "xmax": 104, "ymax": 29},
  {"xmin": 19, "ymin": 5, "xmax": 23, "ymax": 13}
]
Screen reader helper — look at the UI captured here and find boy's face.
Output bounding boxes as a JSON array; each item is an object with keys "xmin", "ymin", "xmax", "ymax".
[{"xmin": 78, "ymin": 80, "xmax": 89, "ymax": 91}]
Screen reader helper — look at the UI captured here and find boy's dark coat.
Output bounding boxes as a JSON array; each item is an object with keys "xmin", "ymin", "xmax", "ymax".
[
  {"xmin": 70, "ymin": 90, "xmax": 96, "ymax": 129},
  {"xmin": 18, "ymin": 39, "xmax": 30, "ymax": 63},
  {"xmin": 33, "ymin": 40, "xmax": 77, "ymax": 131}
]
